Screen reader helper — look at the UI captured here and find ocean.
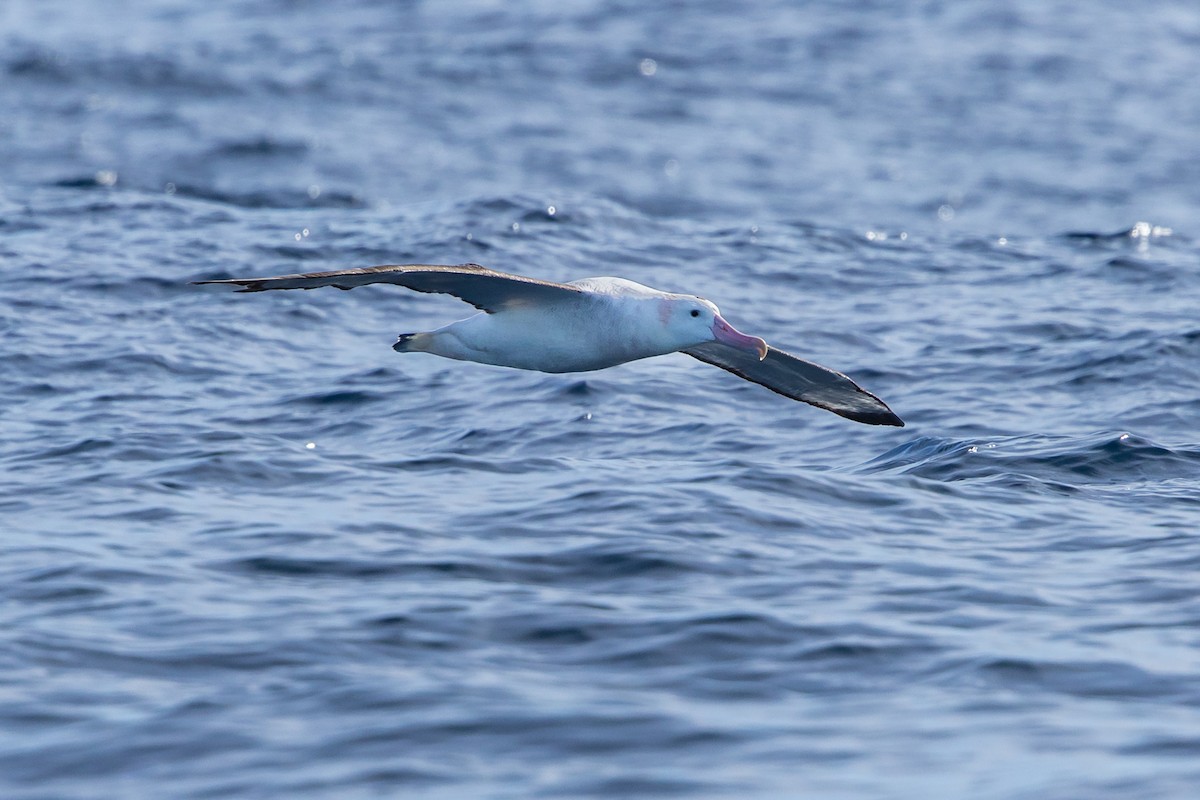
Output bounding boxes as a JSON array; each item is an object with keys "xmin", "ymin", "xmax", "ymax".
[{"xmin": 3, "ymin": 1, "xmax": 1200, "ymax": 797}]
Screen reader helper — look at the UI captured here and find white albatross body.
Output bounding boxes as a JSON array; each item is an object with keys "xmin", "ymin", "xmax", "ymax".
[
  {"xmin": 194, "ymin": 263, "xmax": 903, "ymax": 426},
  {"xmin": 412, "ymin": 277, "xmax": 736, "ymax": 373}
]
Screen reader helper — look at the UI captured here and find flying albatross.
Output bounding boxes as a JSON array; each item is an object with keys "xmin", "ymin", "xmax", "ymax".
[{"xmin": 194, "ymin": 263, "xmax": 903, "ymax": 426}]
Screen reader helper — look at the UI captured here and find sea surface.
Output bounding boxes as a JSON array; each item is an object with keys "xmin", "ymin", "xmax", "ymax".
[{"xmin": 3, "ymin": 2, "xmax": 1200, "ymax": 798}]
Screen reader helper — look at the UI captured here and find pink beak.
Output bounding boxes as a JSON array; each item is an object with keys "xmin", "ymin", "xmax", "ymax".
[{"xmin": 712, "ymin": 314, "xmax": 768, "ymax": 360}]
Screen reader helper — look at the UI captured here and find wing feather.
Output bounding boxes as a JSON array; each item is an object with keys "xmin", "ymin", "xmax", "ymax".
[
  {"xmin": 193, "ymin": 263, "xmax": 584, "ymax": 313},
  {"xmin": 684, "ymin": 341, "xmax": 904, "ymax": 426}
]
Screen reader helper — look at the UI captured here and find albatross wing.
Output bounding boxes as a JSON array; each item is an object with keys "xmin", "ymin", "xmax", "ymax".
[
  {"xmin": 683, "ymin": 341, "xmax": 904, "ymax": 426},
  {"xmin": 193, "ymin": 263, "xmax": 585, "ymax": 314}
]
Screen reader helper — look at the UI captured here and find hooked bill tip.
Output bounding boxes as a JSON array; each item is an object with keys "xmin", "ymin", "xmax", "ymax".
[{"xmin": 713, "ymin": 314, "xmax": 768, "ymax": 360}]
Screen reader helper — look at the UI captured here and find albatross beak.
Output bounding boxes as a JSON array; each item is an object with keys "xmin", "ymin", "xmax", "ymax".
[{"xmin": 712, "ymin": 314, "xmax": 769, "ymax": 360}]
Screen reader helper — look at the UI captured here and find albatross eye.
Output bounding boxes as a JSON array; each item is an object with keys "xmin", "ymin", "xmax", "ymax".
[{"xmin": 690, "ymin": 309, "xmax": 700, "ymax": 317}]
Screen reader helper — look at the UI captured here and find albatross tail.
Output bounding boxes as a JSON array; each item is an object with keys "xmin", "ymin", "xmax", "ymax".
[{"xmin": 393, "ymin": 333, "xmax": 433, "ymax": 353}]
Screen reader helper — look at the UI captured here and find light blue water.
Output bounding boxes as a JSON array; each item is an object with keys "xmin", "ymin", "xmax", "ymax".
[{"xmin": 3, "ymin": 2, "xmax": 1200, "ymax": 798}]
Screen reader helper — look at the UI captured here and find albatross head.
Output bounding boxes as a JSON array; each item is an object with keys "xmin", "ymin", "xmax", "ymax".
[{"xmin": 665, "ymin": 296, "xmax": 768, "ymax": 360}]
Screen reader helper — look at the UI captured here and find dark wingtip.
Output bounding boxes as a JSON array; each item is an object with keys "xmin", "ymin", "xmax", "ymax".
[
  {"xmin": 869, "ymin": 403, "xmax": 905, "ymax": 427},
  {"xmin": 833, "ymin": 387, "xmax": 904, "ymax": 426},
  {"xmin": 189, "ymin": 279, "xmax": 263, "ymax": 291},
  {"xmin": 845, "ymin": 408, "xmax": 905, "ymax": 427}
]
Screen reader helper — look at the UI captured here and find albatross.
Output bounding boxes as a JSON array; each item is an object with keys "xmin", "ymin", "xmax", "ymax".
[{"xmin": 194, "ymin": 263, "xmax": 903, "ymax": 426}]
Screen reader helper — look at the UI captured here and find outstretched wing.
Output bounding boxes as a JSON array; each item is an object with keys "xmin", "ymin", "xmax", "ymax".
[
  {"xmin": 684, "ymin": 341, "xmax": 904, "ymax": 426},
  {"xmin": 193, "ymin": 263, "xmax": 584, "ymax": 313}
]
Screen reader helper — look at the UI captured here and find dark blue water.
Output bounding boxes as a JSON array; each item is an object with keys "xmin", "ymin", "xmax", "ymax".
[{"xmin": 4, "ymin": 2, "xmax": 1200, "ymax": 798}]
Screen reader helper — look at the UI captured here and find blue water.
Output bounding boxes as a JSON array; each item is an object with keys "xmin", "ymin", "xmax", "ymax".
[{"xmin": 4, "ymin": 2, "xmax": 1200, "ymax": 798}]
